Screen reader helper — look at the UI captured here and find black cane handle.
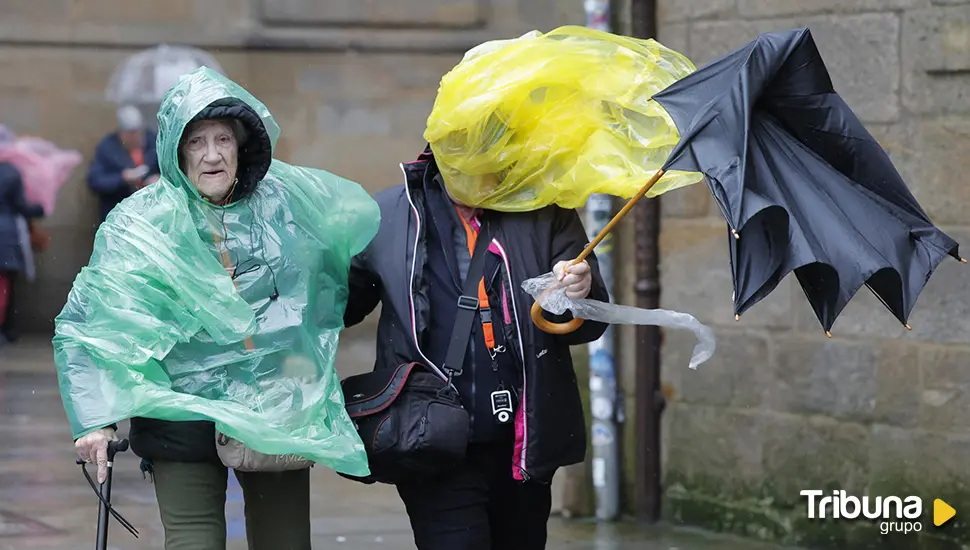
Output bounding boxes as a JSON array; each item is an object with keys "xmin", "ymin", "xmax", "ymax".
[
  {"xmin": 75, "ymin": 438, "xmax": 130, "ymax": 465},
  {"xmin": 107, "ymin": 438, "xmax": 129, "ymax": 460}
]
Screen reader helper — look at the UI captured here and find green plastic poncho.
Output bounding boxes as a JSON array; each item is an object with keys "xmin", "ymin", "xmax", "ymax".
[{"xmin": 53, "ymin": 67, "xmax": 379, "ymax": 477}]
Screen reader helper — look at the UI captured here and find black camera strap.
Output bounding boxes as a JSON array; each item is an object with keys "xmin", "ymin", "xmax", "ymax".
[{"xmin": 442, "ymin": 220, "xmax": 492, "ymax": 380}]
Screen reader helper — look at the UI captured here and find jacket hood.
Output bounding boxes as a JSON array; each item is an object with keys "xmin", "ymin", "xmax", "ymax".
[{"xmin": 156, "ymin": 67, "xmax": 278, "ymax": 204}]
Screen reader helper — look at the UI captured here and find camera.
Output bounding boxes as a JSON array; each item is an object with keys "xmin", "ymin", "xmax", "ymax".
[{"xmin": 491, "ymin": 389, "xmax": 514, "ymax": 424}]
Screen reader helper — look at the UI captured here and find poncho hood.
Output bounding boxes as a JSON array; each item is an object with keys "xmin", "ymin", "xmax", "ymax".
[
  {"xmin": 53, "ymin": 67, "xmax": 379, "ymax": 477},
  {"xmin": 157, "ymin": 68, "xmax": 276, "ymax": 203}
]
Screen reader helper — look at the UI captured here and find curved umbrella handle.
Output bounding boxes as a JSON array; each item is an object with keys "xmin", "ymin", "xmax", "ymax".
[
  {"xmin": 531, "ymin": 300, "xmax": 586, "ymax": 334},
  {"xmin": 531, "ymin": 169, "xmax": 666, "ymax": 335}
]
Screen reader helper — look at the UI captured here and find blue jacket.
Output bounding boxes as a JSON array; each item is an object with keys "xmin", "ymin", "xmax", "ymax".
[
  {"xmin": 0, "ymin": 162, "xmax": 43, "ymax": 271},
  {"xmin": 86, "ymin": 131, "xmax": 160, "ymax": 222}
]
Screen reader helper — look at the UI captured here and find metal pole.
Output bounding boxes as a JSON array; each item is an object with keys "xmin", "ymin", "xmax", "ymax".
[
  {"xmin": 630, "ymin": 0, "xmax": 664, "ymax": 523},
  {"xmin": 583, "ymin": 0, "xmax": 622, "ymax": 522}
]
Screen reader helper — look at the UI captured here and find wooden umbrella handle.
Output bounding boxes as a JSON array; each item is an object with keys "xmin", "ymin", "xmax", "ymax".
[
  {"xmin": 531, "ymin": 169, "xmax": 666, "ymax": 335},
  {"xmin": 531, "ymin": 300, "xmax": 586, "ymax": 334}
]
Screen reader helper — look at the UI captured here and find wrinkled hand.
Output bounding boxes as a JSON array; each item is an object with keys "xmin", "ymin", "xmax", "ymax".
[
  {"xmin": 74, "ymin": 427, "xmax": 119, "ymax": 484},
  {"xmin": 553, "ymin": 260, "xmax": 592, "ymax": 300}
]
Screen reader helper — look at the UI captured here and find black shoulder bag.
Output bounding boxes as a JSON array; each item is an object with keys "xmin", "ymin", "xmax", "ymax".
[{"xmin": 339, "ymin": 222, "xmax": 492, "ymax": 485}]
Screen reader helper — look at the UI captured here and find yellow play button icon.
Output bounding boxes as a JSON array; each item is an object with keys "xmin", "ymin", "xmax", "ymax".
[{"xmin": 934, "ymin": 499, "xmax": 956, "ymax": 526}]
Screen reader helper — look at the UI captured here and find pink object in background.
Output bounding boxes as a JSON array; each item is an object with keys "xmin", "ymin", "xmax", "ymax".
[{"xmin": 0, "ymin": 127, "xmax": 83, "ymax": 216}]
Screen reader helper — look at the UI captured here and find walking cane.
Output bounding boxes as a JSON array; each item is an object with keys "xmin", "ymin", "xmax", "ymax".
[{"xmin": 76, "ymin": 438, "xmax": 140, "ymax": 549}]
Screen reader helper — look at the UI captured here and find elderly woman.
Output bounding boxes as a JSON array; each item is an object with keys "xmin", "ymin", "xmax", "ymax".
[{"xmin": 58, "ymin": 69, "xmax": 377, "ymax": 550}]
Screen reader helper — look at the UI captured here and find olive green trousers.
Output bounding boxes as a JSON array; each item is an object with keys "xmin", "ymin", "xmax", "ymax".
[{"xmin": 151, "ymin": 460, "xmax": 311, "ymax": 550}]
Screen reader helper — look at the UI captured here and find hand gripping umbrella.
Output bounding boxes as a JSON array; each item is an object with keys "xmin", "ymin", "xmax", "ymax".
[{"xmin": 532, "ymin": 27, "xmax": 962, "ymax": 335}]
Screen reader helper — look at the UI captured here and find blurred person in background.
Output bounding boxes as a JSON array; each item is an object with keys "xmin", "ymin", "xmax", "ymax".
[
  {"xmin": 0, "ymin": 161, "xmax": 43, "ymax": 345},
  {"xmin": 87, "ymin": 104, "xmax": 160, "ymax": 223}
]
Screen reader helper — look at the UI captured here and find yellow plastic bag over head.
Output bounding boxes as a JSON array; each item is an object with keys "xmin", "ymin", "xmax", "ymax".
[{"xmin": 424, "ymin": 26, "xmax": 703, "ymax": 212}]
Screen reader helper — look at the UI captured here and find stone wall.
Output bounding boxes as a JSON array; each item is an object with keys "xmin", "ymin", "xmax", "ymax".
[
  {"xmin": 654, "ymin": 1, "xmax": 970, "ymax": 548},
  {"xmin": 2, "ymin": 0, "xmax": 585, "ymax": 332}
]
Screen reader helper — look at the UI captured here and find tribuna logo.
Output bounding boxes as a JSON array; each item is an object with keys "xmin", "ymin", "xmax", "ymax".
[{"xmin": 801, "ymin": 490, "xmax": 924, "ymax": 534}]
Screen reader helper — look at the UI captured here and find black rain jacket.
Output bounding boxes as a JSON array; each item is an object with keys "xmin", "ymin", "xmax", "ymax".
[{"xmin": 344, "ymin": 150, "xmax": 609, "ymax": 482}]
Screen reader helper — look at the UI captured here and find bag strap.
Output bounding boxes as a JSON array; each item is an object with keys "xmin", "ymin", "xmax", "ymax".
[
  {"xmin": 454, "ymin": 207, "xmax": 498, "ymax": 355},
  {"xmin": 441, "ymin": 219, "xmax": 492, "ymax": 379}
]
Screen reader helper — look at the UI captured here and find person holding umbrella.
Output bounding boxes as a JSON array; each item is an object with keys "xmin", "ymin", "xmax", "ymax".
[
  {"xmin": 342, "ymin": 143, "xmax": 610, "ymax": 550},
  {"xmin": 334, "ymin": 28, "xmax": 698, "ymax": 550},
  {"xmin": 341, "ymin": 25, "xmax": 962, "ymax": 550},
  {"xmin": 425, "ymin": 25, "xmax": 961, "ymax": 338},
  {"xmin": 0, "ymin": 126, "xmax": 83, "ymax": 343}
]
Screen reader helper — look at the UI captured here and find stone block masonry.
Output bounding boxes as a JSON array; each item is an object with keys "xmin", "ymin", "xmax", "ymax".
[{"xmin": 654, "ymin": 1, "xmax": 970, "ymax": 548}]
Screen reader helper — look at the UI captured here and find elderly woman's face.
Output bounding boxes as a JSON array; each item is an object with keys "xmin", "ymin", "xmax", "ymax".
[{"xmin": 181, "ymin": 119, "xmax": 239, "ymax": 204}]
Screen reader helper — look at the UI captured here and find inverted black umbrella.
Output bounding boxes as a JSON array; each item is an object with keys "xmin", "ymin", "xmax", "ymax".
[
  {"xmin": 532, "ymin": 27, "xmax": 963, "ymax": 336},
  {"xmin": 649, "ymin": 27, "xmax": 963, "ymax": 334}
]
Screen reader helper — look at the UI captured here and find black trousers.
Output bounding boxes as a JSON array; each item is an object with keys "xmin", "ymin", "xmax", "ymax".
[{"xmin": 396, "ymin": 440, "xmax": 553, "ymax": 550}]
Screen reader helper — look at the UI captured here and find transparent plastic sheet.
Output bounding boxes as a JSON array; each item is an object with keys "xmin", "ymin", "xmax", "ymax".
[
  {"xmin": 522, "ymin": 272, "xmax": 715, "ymax": 369},
  {"xmin": 424, "ymin": 25, "xmax": 704, "ymax": 212},
  {"xmin": 53, "ymin": 68, "xmax": 378, "ymax": 477}
]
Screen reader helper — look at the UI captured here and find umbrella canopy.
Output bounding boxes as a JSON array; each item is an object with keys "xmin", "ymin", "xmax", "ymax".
[
  {"xmin": 0, "ymin": 126, "xmax": 82, "ymax": 216},
  {"xmin": 652, "ymin": 28, "xmax": 962, "ymax": 333},
  {"xmin": 105, "ymin": 44, "xmax": 225, "ymax": 105}
]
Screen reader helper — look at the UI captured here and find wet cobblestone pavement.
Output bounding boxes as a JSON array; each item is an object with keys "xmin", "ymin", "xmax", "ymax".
[{"xmin": 0, "ymin": 337, "xmax": 798, "ymax": 550}]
